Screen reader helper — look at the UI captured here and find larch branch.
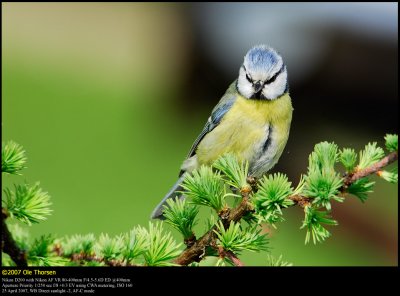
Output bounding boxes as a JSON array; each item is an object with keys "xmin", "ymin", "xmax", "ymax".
[{"xmin": 174, "ymin": 150, "xmax": 397, "ymax": 266}]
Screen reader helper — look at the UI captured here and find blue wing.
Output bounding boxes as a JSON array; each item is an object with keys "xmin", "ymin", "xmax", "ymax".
[
  {"xmin": 181, "ymin": 81, "xmax": 238, "ymax": 169},
  {"xmin": 153, "ymin": 81, "xmax": 239, "ymax": 219}
]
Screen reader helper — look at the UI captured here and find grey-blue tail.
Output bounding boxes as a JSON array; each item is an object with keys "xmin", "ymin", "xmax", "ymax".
[{"xmin": 150, "ymin": 173, "xmax": 187, "ymax": 220}]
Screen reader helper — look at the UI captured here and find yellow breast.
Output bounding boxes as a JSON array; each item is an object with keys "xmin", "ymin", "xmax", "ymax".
[{"xmin": 196, "ymin": 93, "xmax": 293, "ymax": 166}]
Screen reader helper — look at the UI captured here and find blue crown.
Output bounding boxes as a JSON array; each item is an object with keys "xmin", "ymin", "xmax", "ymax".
[{"xmin": 245, "ymin": 45, "xmax": 281, "ymax": 72}]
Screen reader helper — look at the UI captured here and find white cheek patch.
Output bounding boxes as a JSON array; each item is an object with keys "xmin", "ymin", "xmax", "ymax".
[
  {"xmin": 237, "ymin": 70, "xmax": 254, "ymax": 99},
  {"xmin": 262, "ymin": 69, "xmax": 287, "ymax": 100}
]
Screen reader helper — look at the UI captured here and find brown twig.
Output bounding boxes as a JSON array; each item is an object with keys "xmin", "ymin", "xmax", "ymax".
[
  {"xmin": 67, "ymin": 251, "xmax": 136, "ymax": 266},
  {"xmin": 288, "ymin": 195, "xmax": 311, "ymax": 208},
  {"xmin": 174, "ymin": 227, "xmax": 218, "ymax": 265},
  {"xmin": 174, "ymin": 190, "xmax": 253, "ymax": 266},
  {"xmin": 184, "ymin": 234, "xmax": 197, "ymax": 248},
  {"xmin": 343, "ymin": 151, "xmax": 398, "ymax": 187},
  {"xmin": 53, "ymin": 244, "xmax": 137, "ymax": 266},
  {"xmin": 226, "ymin": 190, "xmax": 254, "ymax": 225},
  {"xmin": 1, "ymin": 208, "xmax": 28, "ymax": 266},
  {"xmin": 218, "ymin": 246, "xmax": 244, "ymax": 266},
  {"xmin": 290, "ymin": 151, "xmax": 398, "ymax": 207}
]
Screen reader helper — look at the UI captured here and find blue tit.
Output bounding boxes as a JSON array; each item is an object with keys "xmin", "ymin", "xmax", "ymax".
[{"xmin": 151, "ymin": 44, "xmax": 293, "ymax": 219}]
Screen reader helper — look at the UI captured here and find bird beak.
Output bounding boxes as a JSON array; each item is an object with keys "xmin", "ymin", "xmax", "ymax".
[{"xmin": 253, "ymin": 81, "xmax": 263, "ymax": 93}]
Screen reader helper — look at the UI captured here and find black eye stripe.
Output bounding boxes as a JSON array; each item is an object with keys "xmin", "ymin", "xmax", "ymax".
[
  {"xmin": 242, "ymin": 65, "xmax": 252, "ymax": 82},
  {"xmin": 245, "ymin": 73, "xmax": 252, "ymax": 82},
  {"xmin": 265, "ymin": 64, "xmax": 285, "ymax": 85}
]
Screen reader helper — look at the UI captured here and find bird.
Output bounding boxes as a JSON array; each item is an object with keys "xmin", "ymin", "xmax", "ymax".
[{"xmin": 151, "ymin": 44, "xmax": 293, "ymax": 219}]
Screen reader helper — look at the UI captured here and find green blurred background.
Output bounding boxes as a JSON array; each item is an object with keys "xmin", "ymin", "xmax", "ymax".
[{"xmin": 2, "ymin": 2, "xmax": 398, "ymax": 266}]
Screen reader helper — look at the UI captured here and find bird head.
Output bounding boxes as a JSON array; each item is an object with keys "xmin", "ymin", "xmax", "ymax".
[{"xmin": 237, "ymin": 45, "xmax": 288, "ymax": 100}]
